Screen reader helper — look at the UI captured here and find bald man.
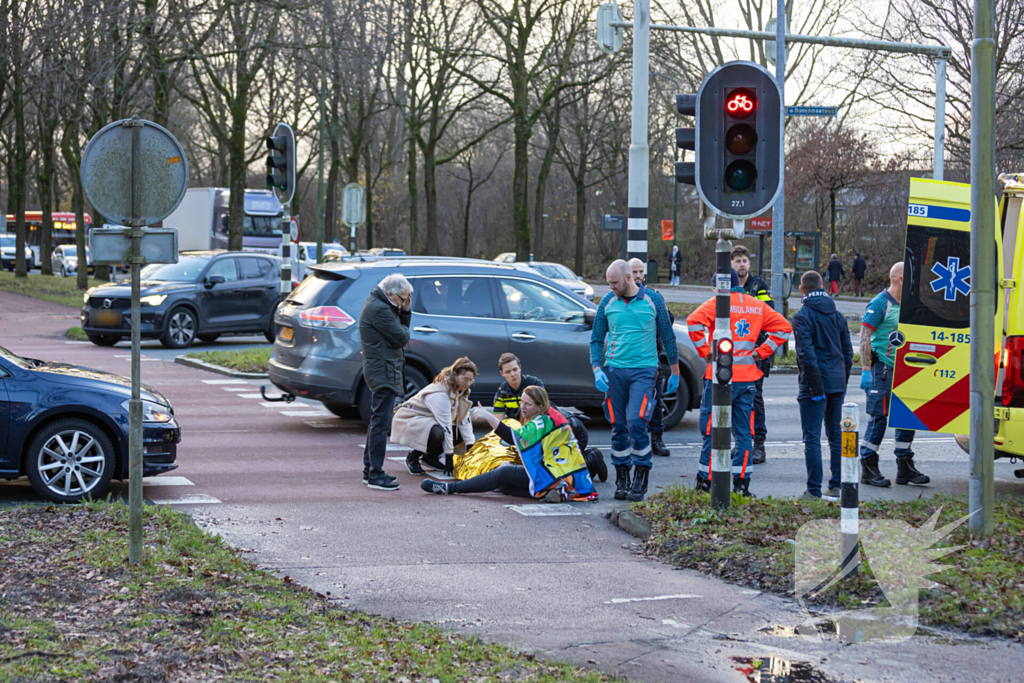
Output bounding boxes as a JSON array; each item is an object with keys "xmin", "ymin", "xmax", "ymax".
[
  {"xmin": 629, "ymin": 258, "xmax": 673, "ymax": 457},
  {"xmin": 591, "ymin": 259, "xmax": 680, "ymax": 501},
  {"xmin": 858, "ymin": 262, "xmax": 929, "ymax": 488}
]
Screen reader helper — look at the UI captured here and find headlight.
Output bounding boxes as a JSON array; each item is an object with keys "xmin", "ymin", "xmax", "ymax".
[
  {"xmin": 121, "ymin": 399, "xmax": 173, "ymax": 423},
  {"xmin": 83, "ymin": 292, "xmax": 90, "ymax": 303},
  {"xmin": 140, "ymin": 294, "xmax": 167, "ymax": 306},
  {"xmin": 584, "ymin": 284, "xmax": 594, "ymax": 297},
  {"xmin": 67, "ymin": 259, "xmax": 78, "ymax": 267}
]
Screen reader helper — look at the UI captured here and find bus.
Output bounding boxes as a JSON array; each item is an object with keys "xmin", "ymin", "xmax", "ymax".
[{"xmin": 2, "ymin": 212, "xmax": 93, "ymax": 262}]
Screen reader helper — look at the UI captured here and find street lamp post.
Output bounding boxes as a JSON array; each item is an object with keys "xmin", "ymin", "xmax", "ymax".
[{"xmin": 650, "ymin": 70, "xmax": 680, "ymax": 248}]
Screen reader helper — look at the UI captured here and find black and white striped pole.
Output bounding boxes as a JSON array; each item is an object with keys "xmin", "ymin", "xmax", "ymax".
[
  {"xmin": 710, "ymin": 235, "xmax": 734, "ymax": 509},
  {"xmin": 280, "ymin": 208, "xmax": 291, "ymax": 298},
  {"xmin": 840, "ymin": 402, "xmax": 860, "ymax": 577}
]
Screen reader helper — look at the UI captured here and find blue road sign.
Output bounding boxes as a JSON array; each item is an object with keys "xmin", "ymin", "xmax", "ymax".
[{"xmin": 786, "ymin": 106, "xmax": 838, "ymax": 117}]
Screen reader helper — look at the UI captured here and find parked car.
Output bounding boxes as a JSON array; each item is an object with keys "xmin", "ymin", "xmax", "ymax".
[
  {"xmin": 1, "ymin": 234, "xmax": 34, "ymax": 271},
  {"xmin": 300, "ymin": 241, "xmax": 349, "ymax": 262},
  {"xmin": 510, "ymin": 261, "xmax": 595, "ymax": 301},
  {"xmin": 52, "ymin": 244, "xmax": 92, "ymax": 277},
  {"xmin": 267, "ymin": 259, "xmax": 703, "ymax": 429},
  {"xmin": 80, "ymin": 250, "xmax": 282, "ymax": 348},
  {"xmin": 0, "ymin": 344, "xmax": 180, "ymax": 503}
]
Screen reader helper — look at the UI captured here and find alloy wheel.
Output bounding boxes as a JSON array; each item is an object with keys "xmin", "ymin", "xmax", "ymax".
[
  {"xmin": 169, "ymin": 311, "xmax": 195, "ymax": 346},
  {"xmin": 37, "ymin": 429, "xmax": 107, "ymax": 499}
]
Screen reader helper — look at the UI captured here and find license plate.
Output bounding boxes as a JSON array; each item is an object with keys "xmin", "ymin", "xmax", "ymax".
[
  {"xmin": 91, "ymin": 310, "xmax": 122, "ymax": 327},
  {"xmin": 279, "ymin": 326, "xmax": 294, "ymax": 342}
]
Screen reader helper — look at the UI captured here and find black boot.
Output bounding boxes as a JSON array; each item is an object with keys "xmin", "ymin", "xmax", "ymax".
[
  {"xmin": 694, "ymin": 473, "xmax": 710, "ymax": 493},
  {"xmin": 861, "ymin": 454, "xmax": 891, "ymax": 487},
  {"xmin": 584, "ymin": 447, "xmax": 608, "ymax": 482},
  {"xmin": 751, "ymin": 435, "xmax": 767, "ymax": 464},
  {"xmin": 627, "ymin": 466, "xmax": 650, "ymax": 502},
  {"xmin": 732, "ymin": 475, "xmax": 756, "ymax": 498},
  {"xmin": 614, "ymin": 465, "xmax": 632, "ymax": 500},
  {"xmin": 896, "ymin": 455, "xmax": 930, "ymax": 485},
  {"xmin": 651, "ymin": 433, "xmax": 670, "ymax": 457}
]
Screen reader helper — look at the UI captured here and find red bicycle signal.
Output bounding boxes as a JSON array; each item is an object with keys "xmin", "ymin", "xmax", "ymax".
[{"xmin": 725, "ymin": 88, "xmax": 758, "ymax": 120}]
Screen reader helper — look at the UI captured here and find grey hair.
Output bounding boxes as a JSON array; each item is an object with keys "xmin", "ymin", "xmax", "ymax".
[{"xmin": 379, "ymin": 273, "xmax": 413, "ymax": 296}]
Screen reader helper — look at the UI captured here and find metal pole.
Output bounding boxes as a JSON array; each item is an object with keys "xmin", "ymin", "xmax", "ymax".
[
  {"xmin": 315, "ymin": 0, "xmax": 327, "ymax": 262},
  {"xmin": 711, "ymin": 237, "xmax": 732, "ymax": 509},
  {"xmin": 840, "ymin": 403, "xmax": 860, "ymax": 577},
  {"xmin": 673, "ymin": 107, "xmax": 679, "ymax": 249},
  {"xmin": 127, "ymin": 115, "xmax": 143, "ymax": 565},
  {"xmin": 969, "ymin": 0, "xmax": 995, "ymax": 536},
  {"xmin": 281, "ymin": 205, "xmax": 291, "ymax": 299},
  {"xmin": 626, "ymin": 0, "xmax": 650, "ymax": 263},
  {"xmin": 771, "ymin": 0, "xmax": 786, "ymax": 319},
  {"xmin": 934, "ymin": 57, "xmax": 946, "ymax": 181}
]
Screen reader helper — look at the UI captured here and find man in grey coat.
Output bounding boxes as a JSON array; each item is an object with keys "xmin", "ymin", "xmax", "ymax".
[{"xmin": 360, "ymin": 273, "xmax": 413, "ymax": 490}]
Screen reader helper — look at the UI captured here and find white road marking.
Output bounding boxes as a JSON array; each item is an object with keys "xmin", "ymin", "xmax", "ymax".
[
  {"xmin": 221, "ymin": 386, "xmax": 250, "ymax": 392},
  {"xmin": 64, "ymin": 341, "xmax": 93, "ymax": 345},
  {"xmin": 201, "ymin": 379, "xmax": 249, "ymax": 385},
  {"xmin": 149, "ymin": 494, "xmax": 221, "ymax": 505},
  {"xmin": 143, "ymin": 476, "xmax": 194, "ymax": 487},
  {"xmin": 662, "ymin": 619, "xmax": 691, "ymax": 629},
  {"xmin": 305, "ymin": 421, "xmax": 341, "ymax": 429},
  {"xmin": 362, "ymin": 444, "xmax": 410, "ymax": 451},
  {"xmin": 237, "ymin": 393, "xmax": 266, "ymax": 399},
  {"xmin": 604, "ymin": 594, "xmax": 701, "ymax": 604},
  {"xmin": 281, "ymin": 410, "xmax": 332, "ymax": 417},
  {"xmin": 506, "ymin": 504, "xmax": 584, "ymax": 517}
]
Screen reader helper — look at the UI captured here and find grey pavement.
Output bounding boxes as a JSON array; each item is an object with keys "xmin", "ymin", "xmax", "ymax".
[{"xmin": 3, "ymin": 291, "xmax": 1023, "ymax": 683}]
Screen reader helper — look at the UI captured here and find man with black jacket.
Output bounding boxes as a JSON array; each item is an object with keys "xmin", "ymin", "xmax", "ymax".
[
  {"xmin": 852, "ymin": 253, "xmax": 867, "ymax": 297},
  {"xmin": 731, "ymin": 245, "xmax": 773, "ymax": 464},
  {"xmin": 792, "ymin": 270, "xmax": 853, "ymax": 498}
]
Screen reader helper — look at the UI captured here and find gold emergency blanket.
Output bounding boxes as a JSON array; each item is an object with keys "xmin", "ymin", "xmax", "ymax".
[{"xmin": 453, "ymin": 419, "xmax": 523, "ymax": 480}]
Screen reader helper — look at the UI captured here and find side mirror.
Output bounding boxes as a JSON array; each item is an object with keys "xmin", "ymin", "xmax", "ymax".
[
  {"xmin": 205, "ymin": 274, "xmax": 226, "ymax": 289},
  {"xmin": 221, "ymin": 215, "xmax": 229, "ymax": 229},
  {"xmin": 584, "ymin": 309, "xmax": 596, "ymax": 327}
]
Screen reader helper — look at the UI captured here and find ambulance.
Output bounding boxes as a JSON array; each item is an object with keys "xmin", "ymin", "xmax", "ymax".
[{"xmin": 888, "ymin": 174, "xmax": 1024, "ymax": 475}]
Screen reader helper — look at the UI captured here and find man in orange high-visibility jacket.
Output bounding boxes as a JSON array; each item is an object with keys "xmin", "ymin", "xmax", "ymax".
[{"xmin": 686, "ymin": 269, "xmax": 792, "ymax": 497}]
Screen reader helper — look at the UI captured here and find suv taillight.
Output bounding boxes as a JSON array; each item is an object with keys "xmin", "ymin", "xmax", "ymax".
[
  {"xmin": 298, "ymin": 306, "xmax": 355, "ymax": 330},
  {"xmin": 1002, "ymin": 336, "xmax": 1024, "ymax": 407}
]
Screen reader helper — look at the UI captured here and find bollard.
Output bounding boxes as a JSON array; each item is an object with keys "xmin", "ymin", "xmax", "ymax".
[
  {"xmin": 710, "ymin": 237, "xmax": 733, "ymax": 509},
  {"xmin": 840, "ymin": 402, "xmax": 860, "ymax": 577}
]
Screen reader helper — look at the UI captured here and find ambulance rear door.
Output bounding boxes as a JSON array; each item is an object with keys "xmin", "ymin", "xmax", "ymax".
[{"xmin": 889, "ymin": 178, "xmax": 1001, "ymax": 434}]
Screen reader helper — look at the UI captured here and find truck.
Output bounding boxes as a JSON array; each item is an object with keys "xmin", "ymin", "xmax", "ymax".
[{"xmin": 163, "ymin": 188, "xmax": 284, "ymax": 253}]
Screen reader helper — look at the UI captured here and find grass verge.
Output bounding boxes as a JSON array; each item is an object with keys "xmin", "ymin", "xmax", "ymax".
[
  {"xmin": 0, "ymin": 503, "xmax": 619, "ymax": 682},
  {"xmin": 65, "ymin": 326, "xmax": 89, "ymax": 341},
  {"xmin": 0, "ymin": 270, "xmax": 106, "ymax": 308},
  {"xmin": 635, "ymin": 487, "xmax": 1024, "ymax": 640},
  {"xmin": 186, "ymin": 347, "xmax": 272, "ymax": 374}
]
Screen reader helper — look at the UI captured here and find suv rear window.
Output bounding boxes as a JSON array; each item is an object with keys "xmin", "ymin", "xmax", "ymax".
[{"xmin": 288, "ymin": 273, "xmax": 354, "ymax": 307}]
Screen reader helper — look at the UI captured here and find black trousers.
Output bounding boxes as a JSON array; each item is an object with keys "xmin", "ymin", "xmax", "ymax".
[
  {"xmin": 364, "ymin": 388, "xmax": 396, "ymax": 479},
  {"xmin": 447, "ymin": 464, "xmax": 532, "ymax": 498},
  {"xmin": 421, "ymin": 425, "xmax": 464, "ymax": 460}
]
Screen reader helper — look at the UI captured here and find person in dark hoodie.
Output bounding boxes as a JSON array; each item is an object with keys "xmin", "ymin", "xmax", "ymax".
[{"xmin": 792, "ymin": 270, "xmax": 854, "ymax": 498}]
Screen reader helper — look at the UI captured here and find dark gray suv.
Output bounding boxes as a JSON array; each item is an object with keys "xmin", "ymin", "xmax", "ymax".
[{"xmin": 268, "ymin": 259, "xmax": 703, "ymax": 429}]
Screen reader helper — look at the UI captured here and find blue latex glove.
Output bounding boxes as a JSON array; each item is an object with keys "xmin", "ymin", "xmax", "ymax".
[
  {"xmin": 666, "ymin": 374, "xmax": 680, "ymax": 394},
  {"xmin": 594, "ymin": 368, "xmax": 609, "ymax": 393},
  {"xmin": 811, "ymin": 395, "xmax": 826, "ymax": 402},
  {"xmin": 860, "ymin": 368, "xmax": 873, "ymax": 392}
]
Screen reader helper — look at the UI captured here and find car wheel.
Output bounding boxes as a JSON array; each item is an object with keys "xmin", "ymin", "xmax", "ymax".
[
  {"xmin": 265, "ymin": 304, "xmax": 279, "ymax": 343},
  {"xmin": 60, "ymin": 266, "xmax": 66, "ymax": 277},
  {"xmin": 197, "ymin": 333, "xmax": 221, "ymax": 343},
  {"xmin": 161, "ymin": 307, "xmax": 197, "ymax": 349},
  {"xmin": 86, "ymin": 333, "xmax": 119, "ymax": 347},
  {"xmin": 323, "ymin": 402, "xmax": 359, "ymax": 419},
  {"xmin": 660, "ymin": 375, "xmax": 689, "ymax": 431},
  {"xmin": 25, "ymin": 418, "xmax": 116, "ymax": 503},
  {"xmin": 357, "ymin": 366, "xmax": 429, "ymax": 424}
]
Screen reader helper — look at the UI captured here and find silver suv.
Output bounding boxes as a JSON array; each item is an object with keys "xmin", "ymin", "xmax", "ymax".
[{"xmin": 268, "ymin": 259, "xmax": 702, "ymax": 429}]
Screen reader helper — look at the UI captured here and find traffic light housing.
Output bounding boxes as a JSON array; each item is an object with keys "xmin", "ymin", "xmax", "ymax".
[
  {"xmin": 695, "ymin": 61, "xmax": 781, "ymax": 219},
  {"xmin": 265, "ymin": 122, "xmax": 295, "ymax": 206},
  {"xmin": 715, "ymin": 337, "xmax": 734, "ymax": 384},
  {"xmin": 674, "ymin": 93, "xmax": 697, "ymax": 185}
]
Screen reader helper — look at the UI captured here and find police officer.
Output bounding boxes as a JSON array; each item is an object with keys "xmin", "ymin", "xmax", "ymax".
[
  {"xmin": 731, "ymin": 245, "xmax": 774, "ymax": 464},
  {"xmin": 687, "ymin": 268, "xmax": 792, "ymax": 496},
  {"xmin": 629, "ymin": 258, "xmax": 672, "ymax": 457},
  {"xmin": 858, "ymin": 262, "xmax": 929, "ymax": 487}
]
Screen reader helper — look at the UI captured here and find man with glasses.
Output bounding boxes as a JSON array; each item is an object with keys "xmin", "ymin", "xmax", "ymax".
[{"xmin": 360, "ymin": 273, "xmax": 414, "ymax": 490}]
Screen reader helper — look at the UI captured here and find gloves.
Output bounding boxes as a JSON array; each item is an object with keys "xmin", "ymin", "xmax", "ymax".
[
  {"xmin": 594, "ymin": 368, "xmax": 609, "ymax": 393},
  {"xmin": 666, "ymin": 374, "xmax": 679, "ymax": 394},
  {"xmin": 811, "ymin": 395, "xmax": 826, "ymax": 402},
  {"xmin": 860, "ymin": 368, "xmax": 873, "ymax": 392}
]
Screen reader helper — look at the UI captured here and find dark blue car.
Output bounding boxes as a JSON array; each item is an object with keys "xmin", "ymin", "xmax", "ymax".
[{"xmin": 0, "ymin": 345, "xmax": 180, "ymax": 503}]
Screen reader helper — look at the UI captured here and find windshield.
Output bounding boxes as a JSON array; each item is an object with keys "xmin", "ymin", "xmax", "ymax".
[
  {"xmin": 0, "ymin": 236, "xmax": 14, "ymax": 247},
  {"xmin": 528, "ymin": 263, "xmax": 577, "ymax": 280},
  {"xmin": 63, "ymin": 246, "xmax": 88, "ymax": 257},
  {"xmin": 0, "ymin": 345, "xmax": 31, "ymax": 369},
  {"xmin": 243, "ymin": 215, "xmax": 282, "ymax": 238},
  {"xmin": 140, "ymin": 255, "xmax": 210, "ymax": 282}
]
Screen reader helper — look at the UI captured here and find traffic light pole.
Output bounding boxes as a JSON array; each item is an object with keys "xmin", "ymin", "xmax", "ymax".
[
  {"xmin": 626, "ymin": 0, "xmax": 650, "ymax": 264},
  {"xmin": 771, "ymin": 0, "xmax": 786, "ymax": 319},
  {"xmin": 711, "ymin": 234, "xmax": 733, "ymax": 509},
  {"xmin": 280, "ymin": 203, "xmax": 291, "ymax": 300}
]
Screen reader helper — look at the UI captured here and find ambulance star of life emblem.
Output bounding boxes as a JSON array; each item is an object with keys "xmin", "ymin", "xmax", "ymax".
[
  {"xmin": 735, "ymin": 319, "xmax": 750, "ymax": 338},
  {"xmin": 930, "ymin": 257, "xmax": 971, "ymax": 302}
]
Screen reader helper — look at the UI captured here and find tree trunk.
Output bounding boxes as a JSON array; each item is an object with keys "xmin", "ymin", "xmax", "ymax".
[
  {"xmin": 574, "ymin": 148, "xmax": 588, "ymax": 276},
  {"xmin": 364, "ymin": 146, "xmax": 373, "ymax": 250},
  {"xmin": 512, "ymin": 117, "xmax": 531, "ymax": 261},
  {"xmin": 60, "ymin": 122, "xmax": 89, "ymax": 291},
  {"xmin": 226, "ymin": 95, "xmax": 249, "ymax": 251},
  {"xmin": 461, "ymin": 163, "xmax": 474, "ymax": 258},
  {"xmin": 830, "ymin": 190, "xmax": 837, "ymax": 257},
  {"xmin": 533, "ymin": 98, "xmax": 561, "ymax": 262},
  {"xmin": 37, "ymin": 130, "xmax": 55, "ymax": 276},
  {"xmin": 422, "ymin": 138, "xmax": 438, "ymax": 255},
  {"xmin": 12, "ymin": 68, "xmax": 28, "ymax": 279},
  {"xmin": 407, "ymin": 126, "xmax": 419, "ymax": 254}
]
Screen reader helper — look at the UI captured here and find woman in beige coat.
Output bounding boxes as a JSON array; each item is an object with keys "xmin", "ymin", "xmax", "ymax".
[{"xmin": 390, "ymin": 357, "xmax": 477, "ymax": 475}]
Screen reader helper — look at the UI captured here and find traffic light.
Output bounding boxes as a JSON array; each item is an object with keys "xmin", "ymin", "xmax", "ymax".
[
  {"xmin": 695, "ymin": 61, "xmax": 781, "ymax": 219},
  {"xmin": 265, "ymin": 122, "xmax": 295, "ymax": 206},
  {"xmin": 674, "ymin": 94, "xmax": 697, "ymax": 186},
  {"xmin": 715, "ymin": 337, "xmax": 734, "ymax": 384}
]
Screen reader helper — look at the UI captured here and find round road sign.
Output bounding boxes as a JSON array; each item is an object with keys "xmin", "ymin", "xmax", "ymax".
[
  {"xmin": 290, "ymin": 216, "xmax": 300, "ymax": 243},
  {"xmin": 80, "ymin": 118, "xmax": 189, "ymax": 226}
]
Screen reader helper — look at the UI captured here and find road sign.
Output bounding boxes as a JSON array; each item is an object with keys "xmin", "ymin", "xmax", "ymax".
[
  {"xmin": 80, "ymin": 119, "xmax": 188, "ymax": 226},
  {"xmin": 786, "ymin": 106, "xmax": 838, "ymax": 117},
  {"xmin": 290, "ymin": 216, "xmax": 300, "ymax": 243},
  {"xmin": 342, "ymin": 183, "xmax": 366, "ymax": 228},
  {"xmin": 765, "ymin": 17, "xmax": 789, "ymax": 67},
  {"xmin": 595, "ymin": 3, "xmax": 624, "ymax": 55},
  {"xmin": 603, "ymin": 214, "xmax": 626, "ymax": 231},
  {"xmin": 90, "ymin": 227, "xmax": 178, "ymax": 265},
  {"xmin": 661, "ymin": 220, "xmax": 674, "ymax": 241},
  {"xmin": 748, "ymin": 216, "xmax": 772, "ymax": 232}
]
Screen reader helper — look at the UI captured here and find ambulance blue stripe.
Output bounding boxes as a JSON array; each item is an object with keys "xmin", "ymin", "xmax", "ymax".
[{"xmin": 908, "ymin": 204, "xmax": 970, "ymax": 223}]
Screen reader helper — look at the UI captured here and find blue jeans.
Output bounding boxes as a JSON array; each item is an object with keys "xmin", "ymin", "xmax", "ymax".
[
  {"xmin": 698, "ymin": 379, "xmax": 756, "ymax": 480},
  {"xmin": 860, "ymin": 364, "xmax": 915, "ymax": 459},
  {"xmin": 648, "ymin": 371, "xmax": 665, "ymax": 437},
  {"xmin": 798, "ymin": 392, "xmax": 844, "ymax": 495},
  {"xmin": 603, "ymin": 366, "xmax": 657, "ymax": 468}
]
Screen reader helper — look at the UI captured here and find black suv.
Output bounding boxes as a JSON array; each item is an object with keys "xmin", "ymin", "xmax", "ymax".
[{"xmin": 81, "ymin": 251, "xmax": 281, "ymax": 348}]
